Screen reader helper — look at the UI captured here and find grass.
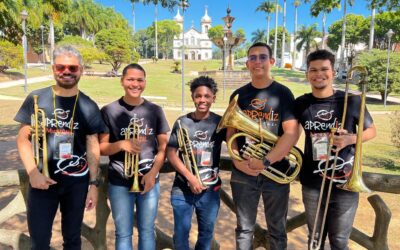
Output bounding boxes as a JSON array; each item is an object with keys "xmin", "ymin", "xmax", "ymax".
[{"xmin": 1, "ymin": 60, "xmax": 399, "ymax": 174}]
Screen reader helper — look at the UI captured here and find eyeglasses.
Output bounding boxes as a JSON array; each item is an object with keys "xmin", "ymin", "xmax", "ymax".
[
  {"xmin": 248, "ymin": 54, "xmax": 269, "ymax": 63},
  {"xmin": 54, "ymin": 64, "xmax": 80, "ymax": 73}
]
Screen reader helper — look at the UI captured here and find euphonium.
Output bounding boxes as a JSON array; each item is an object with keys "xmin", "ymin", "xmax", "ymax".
[
  {"xmin": 124, "ymin": 121, "xmax": 141, "ymax": 192},
  {"xmin": 31, "ymin": 95, "xmax": 50, "ymax": 178},
  {"xmin": 177, "ymin": 120, "xmax": 203, "ymax": 186},
  {"xmin": 309, "ymin": 66, "xmax": 371, "ymax": 250},
  {"xmin": 217, "ymin": 95, "xmax": 303, "ymax": 184}
]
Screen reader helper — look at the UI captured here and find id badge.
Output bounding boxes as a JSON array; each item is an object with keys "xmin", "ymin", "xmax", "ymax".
[
  {"xmin": 311, "ymin": 132, "xmax": 329, "ymax": 161},
  {"xmin": 54, "ymin": 133, "xmax": 74, "ymax": 159},
  {"xmin": 200, "ymin": 149, "xmax": 213, "ymax": 167}
]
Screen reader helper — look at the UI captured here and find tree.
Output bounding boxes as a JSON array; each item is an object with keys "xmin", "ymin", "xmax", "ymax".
[
  {"xmin": 95, "ymin": 28, "xmax": 137, "ymax": 72},
  {"xmin": 356, "ymin": 49, "xmax": 400, "ymax": 100},
  {"xmin": 0, "ymin": 40, "xmax": 23, "ymax": 73},
  {"xmin": 292, "ymin": 0, "xmax": 301, "ymax": 70},
  {"xmin": 256, "ymin": 1, "xmax": 276, "ymax": 45},
  {"xmin": 251, "ymin": 29, "xmax": 267, "ymax": 43},
  {"xmin": 134, "ymin": 29, "xmax": 155, "ymax": 58},
  {"xmin": 68, "ymin": 0, "xmax": 97, "ymax": 39},
  {"xmin": 208, "ymin": 25, "xmax": 224, "ymax": 41},
  {"xmin": 328, "ymin": 14, "xmax": 369, "ymax": 67},
  {"xmin": 268, "ymin": 26, "xmax": 289, "ymax": 58},
  {"xmin": 296, "ymin": 24, "xmax": 321, "ymax": 56},
  {"xmin": 372, "ymin": 10, "xmax": 400, "ymax": 49},
  {"xmin": 0, "ymin": 0, "xmax": 20, "ymax": 44},
  {"xmin": 147, "ymin": 20, "xmax": 180, "ymax": 59},
  {"xmin": 307, "ymin": 0, "xmax": 341, "ymax": 49}
]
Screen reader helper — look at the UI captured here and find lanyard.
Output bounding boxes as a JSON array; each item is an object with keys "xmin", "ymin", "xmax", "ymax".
[{"xmin": 52, "ymin": 86, "xmax": 79, "ymax": 133}]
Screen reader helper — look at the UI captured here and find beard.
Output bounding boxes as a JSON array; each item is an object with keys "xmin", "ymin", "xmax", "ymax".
[{"xmin": 55, "ymin": 74, "xmax": 80, "ymax": 89}]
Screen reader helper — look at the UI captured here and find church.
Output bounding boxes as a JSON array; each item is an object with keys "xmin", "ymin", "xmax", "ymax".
[{"xmin": 172, "ymin": 6, "xmax": 213, "ymax": 61}]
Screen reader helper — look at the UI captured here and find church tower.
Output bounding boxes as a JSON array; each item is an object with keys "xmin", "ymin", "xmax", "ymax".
[
  {"xmin": 173, "ymin": 9, "xmax": 183, "ymax": 30},
  {"xmin": 201, "ymin": 6, "xmax": 211, "ymax": 34}
]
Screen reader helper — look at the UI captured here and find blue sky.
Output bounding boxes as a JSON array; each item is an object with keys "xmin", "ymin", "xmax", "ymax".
[{"xmin": 96, "ymin": 0, "xmax": 375, "ymax": 40}]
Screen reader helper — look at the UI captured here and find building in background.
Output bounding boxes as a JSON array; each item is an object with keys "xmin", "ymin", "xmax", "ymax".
[{"xmin": 173, "ymin": 6, "xmax": 213, "ymax": 61}]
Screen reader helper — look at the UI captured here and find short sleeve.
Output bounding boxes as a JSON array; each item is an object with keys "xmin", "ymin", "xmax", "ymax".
[
  {"xmin": 155, "ymin": 106, "xmax": 170, "ymax": 135},
  {"xmin": 167, "ymin": 121, "xmax": 179, "ymax": 148},
  {"xmin": 14, "ymin": 94, "xmax": 34, "ymax": 125},
  {"xmin": 280, "ymin": 87, "xmax": 296, "ymax": 122}
]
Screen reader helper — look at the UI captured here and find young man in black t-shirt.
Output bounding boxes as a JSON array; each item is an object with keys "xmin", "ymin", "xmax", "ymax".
[
  {"xmin": 15, "ymin": 46, "xmax": 105, "ymax": 249},
  {"xmin": 227, "ymin": 42, "xmax": 299, "ymax": 250},
  {"xmin": 167, "ymin": 76, "xmax": 226, "ymax": 250},
  {"xmin": 99, "ymin": 63, "xmax": 169, "ymax": 250},
  {"xmin": 294, "ymin": 50, "xmax": 376, "ymax": 249}
]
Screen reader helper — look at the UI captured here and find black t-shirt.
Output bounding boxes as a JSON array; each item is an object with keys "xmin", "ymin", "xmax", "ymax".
[
  {"xmin": 101, "ymin": 97, "xmax": 170, "ymax": 187},
  {"xmin": 230, "ymin": 81, "xmax": 296, "ymax": 173},
  {"xmin": 294, "ymin": 90, "xmax": 374, "ymax": 189},
  {"xmin": 168, "ymin": 112, "xmax": 226, "ymax": 194},
  {"xmin": 14, "ymin": 86, "xmax": 106, "ymax": 184}
]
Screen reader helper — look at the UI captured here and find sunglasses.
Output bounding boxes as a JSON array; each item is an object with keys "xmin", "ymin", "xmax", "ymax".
[
  {"xmin": 54, "ymin": 64, "xmax": 80, "ymax": 73},
  {"xmin": 248, "ymin": 54, "xmax": 269, "ymax": 63}
]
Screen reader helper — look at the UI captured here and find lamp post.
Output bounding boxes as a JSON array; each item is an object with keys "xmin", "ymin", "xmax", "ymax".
[
  {"xmin": 223, "ymin": 35, "xmax": 228, "ymax": 100},
  {"xmin": 180, "ymin": 0, "xmax": 189, "ymax": 112},
  {"xmin": 40, "ymin": 25, "xmax": 45, "ymax": 71},
  {"xmin": 384, "ymin": 29, "xmax": 395, "ymax": 108},
  {"xmin": 21, "ymin": 10, "xmax": 28, "ymax": 93}
]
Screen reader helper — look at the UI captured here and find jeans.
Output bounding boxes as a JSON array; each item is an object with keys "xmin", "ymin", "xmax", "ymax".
[
  {"xmin": 302, "ymin": 185, "xmax": 359, "ymax": 250},
  {"xmin": 171, "ymin": 190, "xmax": 220, "ymax": 250},
  {"xmin": 108, "ymin": 182, "xmax": 160, "ymax": 250},
  {"xmin": 27, "ymin": 181, "xmax": 88, "ymax": 250},
  {"xmin": 230, "ymin": 168, "xmax": 290, "ymax": 250}
]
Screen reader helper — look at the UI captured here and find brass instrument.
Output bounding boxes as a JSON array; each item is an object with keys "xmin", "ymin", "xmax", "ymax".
[
  {"xmin": 309, "ymin": 66, "xmax": 371, "ymax": 250},
  {"xmin": 124, "ymin": 121, "xmax": 141, "ymax": 192},
  {"xmin": 217, "ymin": 95, "xmax": 303, "ymax": 184},
  {"xmin": 177, "ymin": 120, "xmax": 204, "ymax": 186},
  {"xmin": 31, "ymin": 95, "xmax": 50, "ymax": 177}
]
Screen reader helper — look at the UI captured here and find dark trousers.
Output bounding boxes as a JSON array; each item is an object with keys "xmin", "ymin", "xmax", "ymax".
[
  {"xmin": 230, "ymin": 168, "xmax": 290, "ymax": 250},
  {"xmin": 302, "ymin": 185, "xmax": 359, "ymax": 250},
  {"xmin": 27, "ymin": 181, "xmax": 89, "ymax": 250}
]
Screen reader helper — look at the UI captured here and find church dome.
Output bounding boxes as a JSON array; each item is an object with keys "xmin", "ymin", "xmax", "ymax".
[
  {"xmin": 201, "ymin": 6, "xmax": 211, "ymax": 23},
  {"xmin": 174, "ymin": 9, "xmax": 183, "ymax": 22}
]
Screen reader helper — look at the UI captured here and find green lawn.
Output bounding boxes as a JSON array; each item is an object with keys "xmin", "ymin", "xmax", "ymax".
[{"xmin": 1, "ymin": 60, "xmax": 399, "ymax": 174}]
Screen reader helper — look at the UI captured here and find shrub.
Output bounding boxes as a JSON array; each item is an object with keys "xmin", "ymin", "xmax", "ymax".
[{"xmin": 0, "ymin": 40, "xmax": 23, "ymax": 73}]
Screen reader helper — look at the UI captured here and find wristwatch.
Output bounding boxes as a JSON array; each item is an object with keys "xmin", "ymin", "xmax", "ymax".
[
  {"xmin": 263, "ymin": 158, "xmax": 271, "ymax": 168},
  {"xmin": 89, "ymin": 179, "xmax": 100, "ymax": 187}
]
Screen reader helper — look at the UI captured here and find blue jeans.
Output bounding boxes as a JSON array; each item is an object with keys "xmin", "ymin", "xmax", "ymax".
[
  {"xmin": 171, "ymin": 190, "xmax": 220, "ymax": 250},
  {"xmin": 230, "ymin": 168, "xmax": 290, "ymax": 250},
  {"xmin": 302, "ymin": 185, "xmax": 359, "ymax": 250},
  {"xmin": 27, "ymin": 181, "xmax": 88, "ymax": 250},
  {"xmin": 108, "ymin": 182, "xmax": 160, "ymax": 250}
]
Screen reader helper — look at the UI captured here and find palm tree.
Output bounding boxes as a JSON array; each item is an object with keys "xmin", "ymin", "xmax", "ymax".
[
  {"xmin": 273, "ymin": 0, "xmax": 279, "ymax": 59},
  {"xmin": 256, "ymin": 1, "xmax": 276, "ymax": 45},
  {"xmin": 69, "ymin": 0, "xmax": 97, "ymax": 39},
  {"xmin": 296, "ymin": 24, "xmax": 321, "ymax": 56},
  {"xmin": 280, "ymin": 0, "xmax": 287, "ymax": 68},
  {"xmin": 251, "ymin": 29, "xmax": 267, "ymax": 43},
  {"xmin": 292, "ymin": 0, "xmax": 300, "ymax": 70},
  {"xmin": 309, "ymin": 0, "xmax": 341, "ymax": 49},
  {"xmin": 40, "ymin": 0, "xmax": 71, "ymax": 64}
]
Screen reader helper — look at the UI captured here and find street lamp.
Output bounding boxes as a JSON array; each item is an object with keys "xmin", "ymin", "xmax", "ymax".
[
  {"xmin": 384, "ymin": 29, "xmax": 395, "ymax": 108},
  {"xmin": 223, "ymin": 35, "xmax": 228, "ymax": 100},
  {"xmin": 20, "ymin": 10, "xmax": 28, "ymax": 93},
  {"xmin": 40, "ymin": 25, "xmax": 45, "ymax": 71}
]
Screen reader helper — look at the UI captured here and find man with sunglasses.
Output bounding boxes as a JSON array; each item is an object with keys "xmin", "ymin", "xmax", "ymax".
[
  {"xmin": 227, "ymin": 42, "xmax": 299, "ymax": 250},
  {"xmin": 15, "ymin": 45, "xmax": 105, "ymax": 249}
]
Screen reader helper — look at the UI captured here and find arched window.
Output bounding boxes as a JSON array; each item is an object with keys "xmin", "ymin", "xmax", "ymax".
[
  {"xmin": 191, "ymin": 36, "xmax": 195, "ymax": 45},
  {"xmin": 205, "ymin": 25, "xmax": 209, "ymax": 33}
]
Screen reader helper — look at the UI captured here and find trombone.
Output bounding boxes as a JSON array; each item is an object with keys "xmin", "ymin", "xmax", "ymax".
[
  {"xmin": 124, "ymin": 121, "xmax": 141, "ymax": 192},
  {"xmin": 31, "ymin": 95, "xmax": 50, "ymax": 178},
  {"xmin": 177, "ymin": 120, "xmax": 204, "ymax": 186},
  {"xmin": 309, "ymin": 66, "xmax": 371, "ymax": 250}
]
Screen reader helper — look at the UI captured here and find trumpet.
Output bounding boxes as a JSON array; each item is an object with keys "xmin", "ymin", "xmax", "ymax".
[
  {"xmin": 309, "ymin": 66, "xmax": 371, "ymax": 250},
  {"xmin": 124, "ymin": 121, "xmax": 141, "ymax": 192},
  {"xmin": 31, "ymin": 95, "xmax": 50, "ymax": 178},
  {"xmin": 217, "ymin": 95, "xmax": 303, "ymax": 184},
  {"xmin": 177, "ymin": 120, "xmax": 203, "ymax": 186}
]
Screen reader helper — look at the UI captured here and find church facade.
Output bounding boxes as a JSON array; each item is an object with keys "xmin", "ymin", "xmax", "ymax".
[{"xmin": 173, "ymin": 7, "xmax": 213, "ymax": 61}]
